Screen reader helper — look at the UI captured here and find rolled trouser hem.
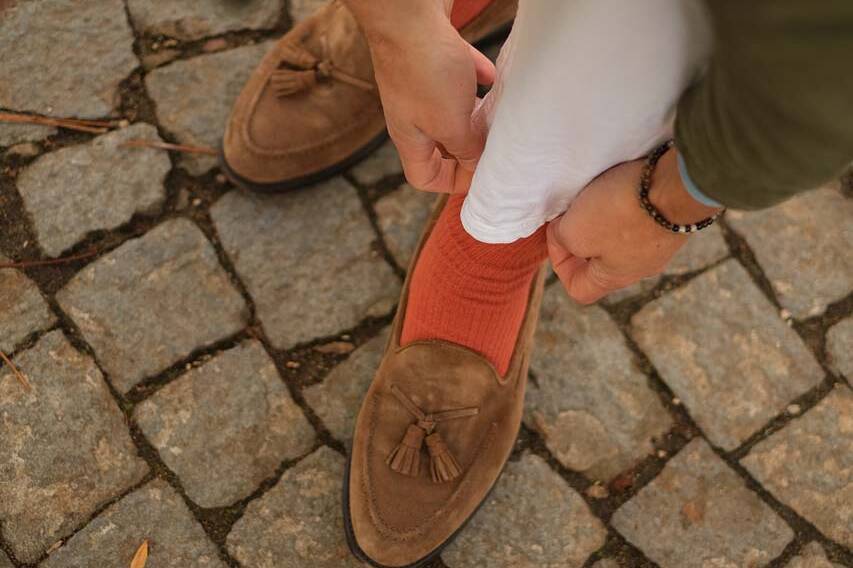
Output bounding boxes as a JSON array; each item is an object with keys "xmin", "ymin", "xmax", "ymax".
[{"xmin": 460, "ymin": 199, "xmax": 561, "ymax": 244}]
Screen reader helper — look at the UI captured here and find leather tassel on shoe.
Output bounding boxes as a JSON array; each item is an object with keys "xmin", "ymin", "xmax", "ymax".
[
  {"xmin": 386, "ymin": 424, "xmax": 425, "ymax": 477},
  {"xmin": 426, "ymin": 432, "xmax": 462, "ymax": 483},
  {"xmin": 271, "ymin": 69, "xmax": 318, "ymax": 97}
]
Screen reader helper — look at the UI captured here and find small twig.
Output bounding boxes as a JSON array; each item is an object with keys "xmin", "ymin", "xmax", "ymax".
[
  {"xmin": 52, "ymin": 117, "xmax": 121, "ymax": 128},
  {"xmin": 120, "ymin": 139, "xmax": 217, "ymax": 156},
  {"xmin": 0, "ymin": 111, "xmax": 118, "ymax": 134},
  {"xmin": 0, "ymin": 350, "xmax": 31, "ymax": 391},
  {"xmin": 0, "ymin": 249, "xmax": 100, "ymax": 269}
]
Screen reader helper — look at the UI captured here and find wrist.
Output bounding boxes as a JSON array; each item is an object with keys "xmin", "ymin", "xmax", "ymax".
[
  {"xmin": 651, "ymin": 148, "xmax": 723, "ymax": 226},
  {"xmin": 343, "ymin": 0, "xmax": 450, "ymax": 48}
]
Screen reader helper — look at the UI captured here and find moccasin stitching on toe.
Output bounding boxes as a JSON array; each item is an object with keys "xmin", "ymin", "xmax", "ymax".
[{"xmin": 344, "ymin": 195, "xmax": 546, "ymax": 568}]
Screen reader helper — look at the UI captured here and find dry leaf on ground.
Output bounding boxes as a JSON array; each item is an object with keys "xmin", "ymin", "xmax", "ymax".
[{"xmin": 130, "ymin": 539, "xmax": 149, "ymax": 568}]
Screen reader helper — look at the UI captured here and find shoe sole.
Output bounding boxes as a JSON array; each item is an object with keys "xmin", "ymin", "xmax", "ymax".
[
  {"xmin": 218, "ymin": 21, "xmax": 513, "ymax": 194},
  {"xmin": 341, "ymin": 432, "xmax": 515, "ymax": 568},
  {"xmin": 218, "ymin": 129, "xmax": 389, "ymax": 193}
]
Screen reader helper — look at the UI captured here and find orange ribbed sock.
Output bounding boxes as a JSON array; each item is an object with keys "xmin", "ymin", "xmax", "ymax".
[
  {"xmin": 451, "ymin": 0, "xmax": 495, "ymax": 29},
  {"xmin": 401, "ymin": 195, "xmax": 547, "ymax": 375}
]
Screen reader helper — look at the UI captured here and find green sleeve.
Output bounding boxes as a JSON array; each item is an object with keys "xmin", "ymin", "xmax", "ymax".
[{"xmin": 675, "ymin": 0, "xmax": 853, "ymax": 210}]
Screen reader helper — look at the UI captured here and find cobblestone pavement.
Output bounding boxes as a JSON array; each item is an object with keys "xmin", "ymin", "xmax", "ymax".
[{"xmin": 1, "ymin": 2, "xmax": 851, "ymax": 567}]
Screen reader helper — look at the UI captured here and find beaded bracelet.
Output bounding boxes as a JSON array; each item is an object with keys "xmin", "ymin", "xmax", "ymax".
[{"xmin": 639, "ymin": 140, "xmax": 723, "ymax": 234}]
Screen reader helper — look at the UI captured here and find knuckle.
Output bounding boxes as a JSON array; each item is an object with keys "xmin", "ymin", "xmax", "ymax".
[
  {"xmin": 587, "ymin": 263, "xmax": 617, "ymax": 290},
  {"xmin": 401, "ymin": 163, "xmax": 438, "ymax": 191},
  {"xmin": 571, "ymin": 293, "xmax": 598, "ymax": 306}
]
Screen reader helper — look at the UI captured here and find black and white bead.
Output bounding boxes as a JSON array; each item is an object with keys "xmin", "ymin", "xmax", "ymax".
[{"xmin": 638, "ymin": 141, "xmax": 723, "ymax": 234}]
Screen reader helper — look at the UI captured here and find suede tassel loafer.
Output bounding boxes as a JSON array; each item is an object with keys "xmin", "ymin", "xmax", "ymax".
[
  {"xmin": 343, "ymin": 195, "xmax": 546, "ymax": 568},
  {"xmin": 219, "ymin": 0, "xmax": 518, "ymax": 193}
]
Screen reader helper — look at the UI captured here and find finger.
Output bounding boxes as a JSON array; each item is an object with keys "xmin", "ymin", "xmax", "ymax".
[
  {"xmin": 546, "ymin": 219, "xmax": 597, "ymax": 303},
  {"xmin": 557, "ymin": 258, "xmax": 614, "ymax": 305},
  {"xmin": 546, "ymin": 220, "xmax": 611, "ymax": 304},
  {"xmin": 439, "ymin": 118, "xmax": 486, "ymax": 173},
  {"xmin": 451, "ymin": 165, "xmax": 474, "ymax": 195},
  {"xmin": 546, "ymin": 217, "xmax": 571, "ymax": 264},
  {"xmin": 547, "ymin": 198, "xmax": 601, "ymax": 260},
  {"xmin": 468, "ymin": 43, "xmax": 496, "ymax": 86},
  {"xmin": 471, "ymin": 95, "xmax": 489, "ymax": 134},
  {"xmin": 393, "ymin": 130, "xmax": 458, "ymax": 193}
]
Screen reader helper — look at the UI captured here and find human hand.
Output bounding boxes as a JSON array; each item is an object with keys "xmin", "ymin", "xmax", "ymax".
[
  {"xmin": 547, "ymin": 148, "xmax": 724, "ymax": 304},
  {"xmin": 345, "ymin": 0, "xmax": 494, "ymax": 193}
]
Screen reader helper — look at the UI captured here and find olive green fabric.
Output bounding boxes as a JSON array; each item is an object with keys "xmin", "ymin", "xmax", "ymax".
[{"xmin": 675, "ymin": 0, "xmax": 853, "ymax": 209}]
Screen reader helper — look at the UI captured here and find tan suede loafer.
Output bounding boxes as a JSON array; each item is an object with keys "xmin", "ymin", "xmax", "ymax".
[
  {"xmin": 220, "ymin": 0, "xmax": 518, "ymax": 193},
  {"xmin": 343, "ymin": 195, "xmax": 546, "ymax": 567}
]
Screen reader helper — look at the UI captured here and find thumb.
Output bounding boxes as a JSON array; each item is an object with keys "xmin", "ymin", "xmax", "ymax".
[
  {"xmin": 468, "ymin": 43, "xmax": 496, "ymax": 86},
  {"xmin": 546, "ymin": 217, "xmax": 571, "ymax": 265}
]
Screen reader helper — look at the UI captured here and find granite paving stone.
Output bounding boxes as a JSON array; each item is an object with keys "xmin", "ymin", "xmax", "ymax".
[
  {"xmin": 827, "ymin": 317, "xmax": 852, "ymax": 379},
  {"xmin": 612, "ymin": 439, "xmax": 793, "ymax": 568},
  {"xmin": 602, "ymin": 276, "xmax": 660, "ymax": 305},
  {"xmin": 603, "ymin": 223, "xmax": 728, "ymax": 304},
  {"xmin": 0, "ymin": 124, "xmax": 55, "ymax": 148},
  {"xmin": 135, "ymin": 340, "xmax": 315, "ymax": 508},
  {"xmin": 631, "ymin": 260, "xmax": 824, "ymax": 450},
  {"xmin": 56, "ymin": 219, "xmax": 247, "ymax": 393},
  {"xmin": 443, "ymin": 453, "xmax": 607, "ymax": 567},
  {"xmin": 374, "ymin": 185, "xmax": 437, "ymax": 268},
  {"xmin": 526, "ymin": 286, "xmax": 672, "ymax": 481},
  {"xmin": 742, "ymin": 385, "xmax": 852, "ymax": 548},
  {"xmin": 726, "ymin": 187, "xmax": 853, "ymax": 318},
  {"xmin": 664, "ymin": 223, "xmax": 729, "ymax": 276},
  {"xmin": 146, "ymin": 42, "xmax": 272, "ymax": 173},
  {"xmin": 2, "ymin": 1, "xmax": 850, "ymax": 562},
  {"xmin": 40, "ymin": 480, "xmax": 227, "ymax": 568},
  {"xmin": 226, "ymin": 446, "xmax": 360, "ymax": 567},
  {"xmin": 0, "ymin": 0, "xmax": 138, "ymax": 118},
  {"xmin": 304, "ymin": 328, "xmax": 390, "ymax": 445},
  {"xmin": 787, "ymin": 542, "xmax": 846, "ymax": 568},
  {"xmin": 211, "ymin": 179, "xmax": 400, "ymax": 349},
  {"xmin": 16, "ymin": 123, "xmax": 171, "ymax": 257},
  {"xmin": 128, "ymin": 0, "xmax": 285, "ymax": 41},
  {"xmin": 350, "ymin": 140, "xmax": 403, "ymax": 186},
  {"xmin": 0, "ymin": 255, "xmax": 55, "ymax": 353},
  {"xmin": 5, "ymin": 142, "xmax": 41, "ymax": 159},
  {"xmin": 289, "ymin": 0, "xmax": 329, "ymax": 23},
  {"xmin": 0, "ymin": 331, "xmax": 148, "ymax": 563}
]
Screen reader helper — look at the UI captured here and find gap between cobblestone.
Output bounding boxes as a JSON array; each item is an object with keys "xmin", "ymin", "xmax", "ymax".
[
  {"xmin": 515, "ymin": 424, "xmax": 663, "ymax": 567},
  {"xmin": 0, "ymin": 7, "xmax": 456, "ymax": 568},
  {"xmin": 137, "ymin": 27, "xmax": 289, "ymax": 71},
  {"xmin": 40, "ymin": 289, "xmax": 243, "ymax": 566},
  {"xmin": 581, "ymin": 532, "xmax": 658, "ymax": 568},
  {"xmin": 718, "ymin": 217, "xmax": 852, "ymax": 377},
  {"xmin": 590, "ymin": 229, "xmax": 853, "ymax": 566},
  {"xmin": 841, "ymin": 169, "xmax": 853, "ymax": 198},
  {"xmin": 335, "ymin": 195, "xmax": 852, "ymax": 566},
  {"xmin": 351, "ymin": 168, "xmax": 409, "ymax": 204},
  {"xmin": 2, "ymin": 8, "xmax": 851, "ymax": 565},
  {"xmin": 345, "ymin": 170, "xmax": 410, "ymax": 279},
  {"xmin": 122, "ymin": 0, "xmax": 292, "ymax": 74}
]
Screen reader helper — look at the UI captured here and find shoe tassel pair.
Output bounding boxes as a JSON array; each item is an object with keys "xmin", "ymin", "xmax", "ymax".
[{"xmin": 385, "ymin": 385, "xmax": 479, "ymax": 483}]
